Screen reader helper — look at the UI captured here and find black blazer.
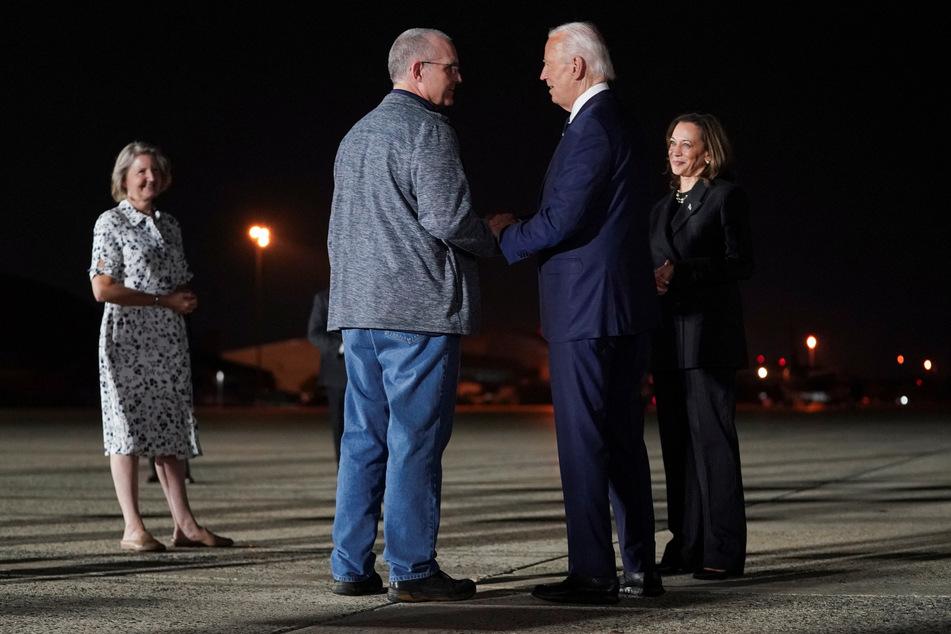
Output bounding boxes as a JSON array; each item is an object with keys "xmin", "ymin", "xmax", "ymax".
[{"xmin": 649, "ymin": 179, "xmax": 754, "ymax": 370}]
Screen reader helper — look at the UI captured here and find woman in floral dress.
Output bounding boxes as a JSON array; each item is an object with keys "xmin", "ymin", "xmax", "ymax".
[{"xmin": 90, "ymin": 141, "xmax": 232, "ymax": 552}]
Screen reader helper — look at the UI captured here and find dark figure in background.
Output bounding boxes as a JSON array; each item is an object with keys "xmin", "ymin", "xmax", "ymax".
[
  {"xmin": 307, "ymin": 288, "xmax": 347, "ymax": 464},
  {"xmin": 650, "ymin": 113, "xmax": 754, "ymax": 580},
  {"xmin": 491, "ymin": 22, "xmax": 663, "ymax": 604},
  {"xmin": 90, "ymin": 141, "xmax": 232, "ymax": 552}
]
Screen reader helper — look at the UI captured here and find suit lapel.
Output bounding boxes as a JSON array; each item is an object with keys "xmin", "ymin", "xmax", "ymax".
[
  {"xmin": 538, "ymin": 91, "xmax": 618, "ymax": 213},
  {"xmin": 540, "ymin": 91, "xmax": 613, "ymax": 198},
  {"xmin": 653, "ymin": 192, "xmax": 680, "ymax": 262},
  {"xmin": 670, "ymin": 180, "xmax": 710, "ymax": 234}
]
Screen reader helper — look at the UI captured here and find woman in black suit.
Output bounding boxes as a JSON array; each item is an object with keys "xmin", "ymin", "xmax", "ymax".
[{"xmin": 650, "ymin": 113, "xmax": 753, "ymax": 580}]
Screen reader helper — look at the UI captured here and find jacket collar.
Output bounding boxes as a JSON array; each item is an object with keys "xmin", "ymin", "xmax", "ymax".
[
  {"xmin": 389, "ymin": 88, "xmax": 438, "ymax": 112},
  {"xmin": 568, "ymin": 83, "xmax": 610, "ymax": 123},
  {"xmin": 569, "ymin": 86, "xmax": 613, "ymax": 126},
  {"xmin": 670, "ymin": 180, "xmax": 710, "ymax": 234}
]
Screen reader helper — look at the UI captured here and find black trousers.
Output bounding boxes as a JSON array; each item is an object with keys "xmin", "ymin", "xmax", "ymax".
[
  {"xmin": 654, "ymin": 367, "xmax": 746, "ymax": 572},
  {"xmin": 326, "ymin": 385, "xmax": 346, "ymax": 465}
]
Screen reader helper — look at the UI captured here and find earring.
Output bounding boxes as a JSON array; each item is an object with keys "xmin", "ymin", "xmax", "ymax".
[{"xmin": 705, "ymin": 159, "xmax": 710, "ymax": 165}]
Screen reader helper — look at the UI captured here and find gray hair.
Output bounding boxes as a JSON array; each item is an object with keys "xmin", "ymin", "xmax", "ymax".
[
  {"xmin": 388, "ymin": 28, "xmax": 452, "ymax": 83},
  {"xmin": 549, "ymin": 22, "xmax": 615, "ymax": 81},
  {"xmin": 110, "ymin": 141, "xmax": 172, "ymax": 203}
]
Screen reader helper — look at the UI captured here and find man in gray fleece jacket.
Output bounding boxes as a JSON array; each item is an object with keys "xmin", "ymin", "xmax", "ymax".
[{"xmin": 327, "ymin": 28, "xmax": 498, "ymax": 603}]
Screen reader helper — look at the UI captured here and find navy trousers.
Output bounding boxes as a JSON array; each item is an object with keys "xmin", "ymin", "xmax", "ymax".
[{"xmin": 548, "ymin": 332, "xmax": 657, "ymax": 579}]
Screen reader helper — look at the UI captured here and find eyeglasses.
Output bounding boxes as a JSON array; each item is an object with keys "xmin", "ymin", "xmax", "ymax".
[{"xmin": 421, "ymin": 61, "xmax": 461, "ymax": 76}]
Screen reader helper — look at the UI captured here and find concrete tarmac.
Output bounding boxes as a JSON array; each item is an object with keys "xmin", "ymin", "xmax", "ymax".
[{"xmin": 1, "ymin": 406, "xmax": 949, "ymax": 633}]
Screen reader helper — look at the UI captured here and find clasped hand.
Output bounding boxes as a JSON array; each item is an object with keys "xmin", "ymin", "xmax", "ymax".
[
  {"xmin": 167, "ymin": 286, "xmax": 198, "ymax": 314},
  {"xmin": 655, "ymin": 259, "xmax": 674, "ymax": 295},
  {"xmin": 485, "ymin": 212, "xmax": 517, "ymax": 238}
]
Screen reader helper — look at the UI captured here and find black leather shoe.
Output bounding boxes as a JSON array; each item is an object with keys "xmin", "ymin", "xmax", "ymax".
[
  {"xmin": 333, "ymin": 571, "xmax": 385, "ymax": 596},
  {"xmin": 656, "ymin": 562, "xmax": 680, "ymax": 574},
  {"xmin": 657, "ymin": 560, "xmax": 699, "ymax": 575},
  {"xmin": 388, "ymin": 571, "xmax": 476, "ymax": 602},
  {"xmin": 532, "ymin": 575, "xmax": 619, "ymax": 605},
  {"xmin": 618, "ymin": 570, "xmax": 665, "ymax": 597},
  {"xmin": 692, "ymin": 567, "xmax": 743, "ymax": 581}
]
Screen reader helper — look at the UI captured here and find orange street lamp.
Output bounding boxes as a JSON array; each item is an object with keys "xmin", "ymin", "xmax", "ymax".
[
  {"xmin": 249, "ymin": 225, "xmax": 271, "ymax": 404},
  {"xmin": 250, "ymin": 225, "xmax": 270, "ymax": 247},
  {"xmin": 806, "ymin": 335, "xmax": 817, "ymax": 367},
  {"xmin": 924, "ymin": 359, "xmax": 933, "ymax": 371}
]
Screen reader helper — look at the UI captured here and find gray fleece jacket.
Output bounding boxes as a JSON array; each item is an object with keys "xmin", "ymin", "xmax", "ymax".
[{"xmin": 327, "ymin": 91, "xmax": 499, "ymax": 335}]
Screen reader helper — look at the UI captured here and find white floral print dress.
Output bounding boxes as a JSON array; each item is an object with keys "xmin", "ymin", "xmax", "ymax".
[{"xmin": 89, "ymin": 200, "xmax": 202, "ymax": 458}]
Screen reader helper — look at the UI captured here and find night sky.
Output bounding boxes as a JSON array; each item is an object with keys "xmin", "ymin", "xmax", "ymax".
[{"xmin": 4, "ymin": 4, "xmax": 946, "ymax": 380}]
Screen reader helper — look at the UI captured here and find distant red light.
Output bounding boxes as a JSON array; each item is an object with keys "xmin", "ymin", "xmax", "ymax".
[
  {"xmin": 756, "ymin": 355, "xmax": 765, "ymax": 364},
  {"xmin": 916, "ymin": 379, "xmax": 923, "ymax": 386},
  {"xmin": 778, "ymin": 358, "xmax": 786, "ymax": 367}
]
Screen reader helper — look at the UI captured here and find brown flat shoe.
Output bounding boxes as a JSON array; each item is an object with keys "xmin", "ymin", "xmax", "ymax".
[
  {"xmin": 120, "ymin": 533, "xmax": 166, "ymax": 552},
  {"xmin": 172, "ymin": 529, "xmax": 234, "ymax": 548}
]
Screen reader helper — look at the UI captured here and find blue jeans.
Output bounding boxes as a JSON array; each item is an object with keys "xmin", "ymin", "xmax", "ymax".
[{"xmin": 330, "ymin": 328, "xmax": 461, "ymax": 582}]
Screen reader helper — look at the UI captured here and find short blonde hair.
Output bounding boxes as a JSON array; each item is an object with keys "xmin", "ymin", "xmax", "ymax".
[{"xmin": 110, "ymin": 141, "xmax": 172, "ymax": 203}]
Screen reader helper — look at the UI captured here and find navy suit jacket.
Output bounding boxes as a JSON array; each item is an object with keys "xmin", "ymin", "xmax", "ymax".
[
  {"xmin": 499, "ymin": 90, "xmax": 659, "ymax": 343},
  {"xmin": 649, "ymin": 179, "xmax": 754, "ymax": 370}
]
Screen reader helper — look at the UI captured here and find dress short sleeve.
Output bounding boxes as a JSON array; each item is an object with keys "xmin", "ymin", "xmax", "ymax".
[{"xmin": 89, "ymin": 212, "xmax": 122, "ymax": 280}]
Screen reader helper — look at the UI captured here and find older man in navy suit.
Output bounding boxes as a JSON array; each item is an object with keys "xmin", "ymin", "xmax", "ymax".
[{"xmin": 490, "ymin": 22, "xmax": 663, "ymax": 604}]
